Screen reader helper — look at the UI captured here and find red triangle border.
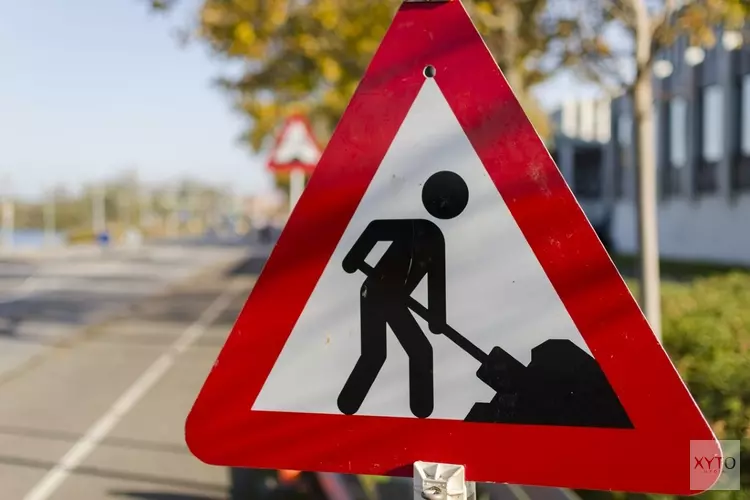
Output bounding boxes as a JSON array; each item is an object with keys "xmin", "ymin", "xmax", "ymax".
[{"xmin": 187, "ymin": 1, "xmax": 718, "ymax": 495}]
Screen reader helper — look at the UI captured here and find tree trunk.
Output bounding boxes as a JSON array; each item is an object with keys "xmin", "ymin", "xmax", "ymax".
[
  {"xmin": 498, "ymin": 2, "xmax": 522, "ymax": 92},
  {"xmin": 632, "ymin": 7, "xmax": 662, "ymax": 340}
]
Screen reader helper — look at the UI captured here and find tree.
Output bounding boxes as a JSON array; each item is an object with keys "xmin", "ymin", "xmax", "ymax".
[
  {"xmin": 152, "ymin": 1, "xmax": 562, "ymax": 157},
  {"xmin": 550, "ymin": 0, "xmax": 747, "ymax": 339}
]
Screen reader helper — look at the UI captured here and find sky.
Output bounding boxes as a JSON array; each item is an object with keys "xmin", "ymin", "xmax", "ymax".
[{"xmin": 0, "ymin": 0, "xmax": 597, "ymax": 201}]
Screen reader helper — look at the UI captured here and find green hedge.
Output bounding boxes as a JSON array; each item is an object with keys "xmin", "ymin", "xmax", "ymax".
[{"xmin": 579, "ymin": 272, "xmax": 750, "ymax": 500}]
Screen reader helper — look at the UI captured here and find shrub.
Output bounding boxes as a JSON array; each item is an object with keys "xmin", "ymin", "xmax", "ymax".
[{"xmin": 579, "ymin": 272, "xmax": 750, "ymax": 500}]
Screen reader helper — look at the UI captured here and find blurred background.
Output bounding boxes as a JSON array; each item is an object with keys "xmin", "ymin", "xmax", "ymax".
[{"xmin": 0, "ymin": 0, "xmax": 748, "ymax": 499}]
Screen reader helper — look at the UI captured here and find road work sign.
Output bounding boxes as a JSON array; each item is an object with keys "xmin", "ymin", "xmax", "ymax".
[{"xmin": 186, "ymin": 1, "xmax": 719, "ymax": 495}]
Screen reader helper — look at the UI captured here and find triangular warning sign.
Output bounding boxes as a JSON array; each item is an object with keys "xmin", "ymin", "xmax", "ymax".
[
  {"xmin": 266, "ymin": 115, "xmax": 321, "ymax": 173},
  {"xmin": 187, "ymin": 1, "xmax": 718, "ymax": 495}
]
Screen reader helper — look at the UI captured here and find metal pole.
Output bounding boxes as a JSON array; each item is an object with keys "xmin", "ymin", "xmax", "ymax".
[
  {"xmin": 414, "ymin": 462, "xmax": 475, "ymax": 500},
  {"xmin": 165, "ymin": 187, "xmax": 179, "ymax": 238},
  {"xmin": 120, "ymin": 191, "xmax": 131, "ymax": 228},
  {"xmin": 289, "ymin": 168, "xmax": 305, "ymax": 213},
  {"xmin": 1, "ymin": 176, "xmax": 14, "ymax": 250},
  {"xmin": 188, "ymin": 184, "xmax": 199, "ymax": 235},
  {"xmin": 92, "ymin": 183, "xmax": 106, "ymax": 234},
  {"xmin": 44, "ymin": 188, "xmax": 56, "ymax": 247},
  {"xmin": 138, "ymin": 187, "xmax": 149, "ymax": 229}
]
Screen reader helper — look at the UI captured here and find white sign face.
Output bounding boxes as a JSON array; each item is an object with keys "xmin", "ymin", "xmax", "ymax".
[
  {"xmin": 253, "ymin": 78, "xmax": 591, "ymax": 420},
  {"xmin": 271, "ymin": 119, "xmax": 321, "ymax": 166}
]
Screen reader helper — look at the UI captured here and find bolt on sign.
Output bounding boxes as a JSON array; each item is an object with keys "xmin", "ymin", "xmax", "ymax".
[{"xmin": 185, "ymin": 0, "xmax": 720, "ymax": 495}]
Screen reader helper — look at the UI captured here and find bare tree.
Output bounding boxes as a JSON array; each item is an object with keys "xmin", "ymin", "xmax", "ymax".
[{"xmin": 548, "ymin": 0, "xmax": 747, "ymax": 339}]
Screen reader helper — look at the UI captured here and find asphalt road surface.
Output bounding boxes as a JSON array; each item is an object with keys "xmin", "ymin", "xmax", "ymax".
[
  {"xmin": 0, "ymin": 237, "xmax": 580, "ymax": 500},
  {"xmin": 0, "ymin": 243, "xmax": 246, "ymax": 381},
  {"xmin": 0, "ymin": 244, "xmax": 253, "ymax": 500}
]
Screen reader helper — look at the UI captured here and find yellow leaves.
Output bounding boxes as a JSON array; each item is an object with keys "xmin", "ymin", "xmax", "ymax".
[
  {"xmin": 298, "ymin": 34, "xmax": 320, "ymax": 56},
  {"xmin": 242, "ymin": 99, "xmax": 276, "ymax": 123},
  {"xmin": 311, "ymin": 0, "xmax": 350, "ymax": 32},
  {"xmin": 283, "ymin": 102, "xmax": 311, "ymax": 119},
  {"xmin": 724, "ymin": 1, "xmax": 749, "ymax": 29},
  {"xmin": 674, "ymin": 2, "xmax": 743, "ymax": 48},
  {"xmin": 712, "ymin": 419, "xmax": 728, "ymax": 439},
  {"xmin": 467, "ymin": 0, "xmax": 493, "ymax": 33},
  {"xmin": 320, "ymin": 57, "xmax": 342, "ymax": 83},
  {"xmin": 338, "ymin": 20, "xmax": 363, "ymax": 40},
  {"xmin": 317, "ymin": 6, "xmax": 340, "ymax": 31},
  {"xmin": 322, "ymin": 88, "xmax": 341, "ymax": 109},
  {"xmin": 355, "ymin": 38, "xmax": 379, "ymax": 56},
  {"xmin": 235, "ymin": 22, "xmax": 255, "ymax": 45},
  {"xmin": 322, "ymin": 87, "xmax": 348, "ymax": 111},
  {"xmin": 590, "ymin": 37, "xmax": 613, "ymax": 58},
  {"xmin": 268, "ymin": 1, "xmax": 289, "ymax": 29},
  {"xmin": 516, "ymin": 90, "xmax": 550, "ymax": 140},
  {"xmin": 557, "ymin": 19, "xmax": 577, "ymax": 38},
  {"xmin": 196, "ymin": 0, "xmax": 555, "ymax": 155},
  {"xmin": 476, "ymin": 1, "xmax": 494, "ymax": 15},
  {"xmin": 201, "ymin": 4, "xmax": 225, "ymax": 26},
  {"xmin": 247, "ymin": 104, "xmax": 281, "ymax": 151},
  {"xmin": 229, "ymin": 21, "xmax": 266, "ymax": 58},
  {"xmin": 344, "ymin": 80, "xmax": 359, "ymax": 98},
  {"xmin": 679, "ymin": 9, "xmax": 716, "ymax": 46}
]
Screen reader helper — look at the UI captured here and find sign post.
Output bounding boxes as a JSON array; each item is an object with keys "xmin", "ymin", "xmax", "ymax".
[
  {"xmin": 44, "ymin": 187, "xmax": 56, "ymax": 247},
  {"xmin": 288, "ymin": 168, "xmax": 306, "ymax": 212},
  {"xmin": 1, "ymin": 176, "xmax": 14, "ymax": 251},
  {"xmin": 186, "ymin": 1, "xmax": 720, "ymax": 495},
  {"xmin": 265, "ymin": 115, "xmax": 321, "ymax": 214}
]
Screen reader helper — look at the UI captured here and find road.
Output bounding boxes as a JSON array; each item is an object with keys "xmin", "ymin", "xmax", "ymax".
[
  {"xmin": 0, "ymin": 243, "xmax": 246, "ymax": 381},
  {"xmin": 0, "ymin": 242, "xmax": 254, "ymax": 499},
  {"xmin": 0, "ymin": 236, "xmax": 580, "ymax": 500}
]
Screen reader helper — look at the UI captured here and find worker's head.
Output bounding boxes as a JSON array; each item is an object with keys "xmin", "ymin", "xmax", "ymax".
[{"xmin": 421, "ymin": 170, "xmax": 469, "ymax": 220}]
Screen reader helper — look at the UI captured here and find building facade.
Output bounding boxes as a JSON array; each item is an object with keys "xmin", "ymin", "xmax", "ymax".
[
  {"xmin": 552, "ymin": 31, "xmax": 750, "ymax": 266},
  {"xmin": 607, "ymin": 30, "xmax": 750, "ymax": 265},
  {"xmin": 549, "ymin": 98, "xmax": 613, "ymax": 248}
]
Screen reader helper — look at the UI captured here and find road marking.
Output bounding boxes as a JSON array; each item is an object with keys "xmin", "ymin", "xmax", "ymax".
[
  {"xmin": 507, "ymin": 485, "xmax": 533, "ymax": 500},
  {"xmin": 0, "ymin": 274, "xmax": 41, "ymax": 304},
  {"xmin": 561, "ymin": 489, "xmax": 583, "ymax": 500},
  {"xmin": 22, "ymin": 281, "xmax": 242, "ymax": 500}
]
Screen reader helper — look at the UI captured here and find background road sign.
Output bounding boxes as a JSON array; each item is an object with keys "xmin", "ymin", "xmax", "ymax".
[{"xmin": 266, "ymin": 115, "xmax": 321, "ymax": 174}]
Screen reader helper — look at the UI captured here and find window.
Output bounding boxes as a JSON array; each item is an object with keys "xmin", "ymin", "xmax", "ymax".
[
  {"xmin": 562, "ymin": 100, "xmax": 578, "ymax": 137},
  {"xmin": 653, "ymin": 104, "xmax": 659, "ymax": 160},
  {"xmin": 615, "ymin": 113, "xmax": 632, "ymax": 198},
  {"xmin": 617, "ymin": 114, "xmax": 632, "ymax": 145},
  {"xmin": 697, "ymin": 85, "xmax": 722, "ymax": 193},
  {"xmin": 573, "ymin": 148, "xmax": 603, "ymax": 199},
  {"xmin": 596, "ymin": 101, "xmax": 611, "ymax": 142},
  {"xmin": 579, "ymin": 99, "xmax": 595, "ymax": 141},
  {"xmin": 669, "ymin": 98, "xmax": 688, "ymax": 168},
  {"xmin": 742, "ymin": 75, "xmax": 750, "ymax": 156},
  {"xmin": 663, "ymin": 97, "xmax": 687, "ymax": 196},
  {"xmin": 702, "ymin": 85, "xmax": 724, "ymax": 162},
  {"xmin": 737, "ymin": 75, "xmax": 750, "ymax": 190}
]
